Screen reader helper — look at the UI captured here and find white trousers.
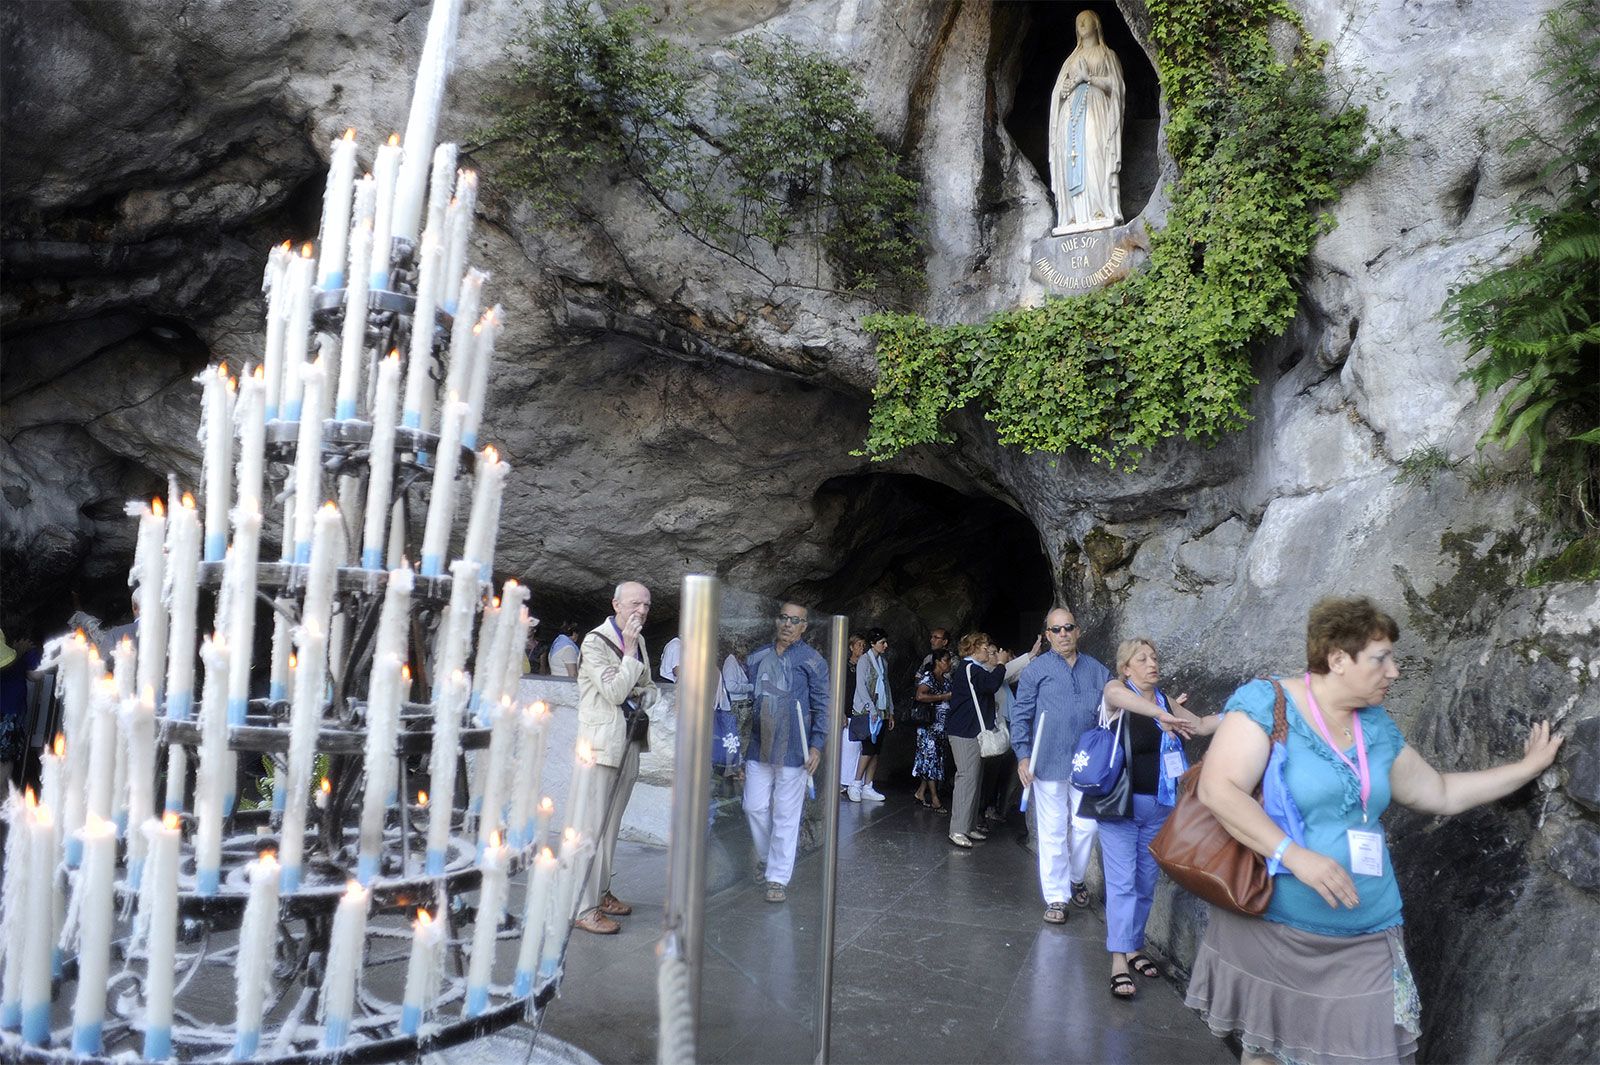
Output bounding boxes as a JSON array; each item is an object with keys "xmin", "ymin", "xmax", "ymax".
[
  {"xmin": 1032, "ymin": 779, "xmax": 1099, "ymax": 903},
  {"xmin": 744, "ymin": 761, "xmax": 809, "ymax": 886},
  {"xmin": 838, "ymin": 728, "xmax": 861, "ymax": 788}
]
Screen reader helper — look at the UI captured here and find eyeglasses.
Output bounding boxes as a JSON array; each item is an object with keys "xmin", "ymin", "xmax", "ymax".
[
  {"xmin": 776, "ymin": 614, "xmax": 808, "ymax": 625},
  {"xmin": 1045, "ymin": 624, "xmax": 1078, "ymax": 635}
]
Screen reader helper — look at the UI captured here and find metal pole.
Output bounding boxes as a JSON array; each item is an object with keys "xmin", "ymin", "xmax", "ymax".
[
  {"xmin": 814, "ymin": 614, "xmax": 847, "ymax": 1065},
  {"xmin": 660, "ymin": 574, "xmax": 718, "ymax": 1056}
]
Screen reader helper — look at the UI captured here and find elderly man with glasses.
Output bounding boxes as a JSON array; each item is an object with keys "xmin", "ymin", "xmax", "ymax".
[
  {"xmin": 743, "ymin": 603, "xmax": 831, "ymax": 903},
  {"xmin": 1010, "ymin": 606, "xmax": 1111, "ymax": 924}
]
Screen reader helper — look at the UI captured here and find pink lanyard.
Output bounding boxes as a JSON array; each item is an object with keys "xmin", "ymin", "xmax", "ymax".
[{"xmin": 1302, "ymin": 672, "xmax": 1371, "ymax": 823}]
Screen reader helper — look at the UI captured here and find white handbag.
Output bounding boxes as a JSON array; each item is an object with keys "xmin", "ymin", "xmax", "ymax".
[{"xmin": 967, "ymin": 662, "xmax": 1011, "ymax": 757}]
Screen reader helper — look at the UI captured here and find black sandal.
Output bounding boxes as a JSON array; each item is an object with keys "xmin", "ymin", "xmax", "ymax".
[
  {"xmin": 1071, "ymin": 882, "xmax": 1091, "ymax": 908},
  {"xmin": 1109, "ymin": 973, "xmax": 1137, "ymax": 1000},
  {"xmin": 1128, "ymin": 953, "xmax": 1161, "ymax": 979}
]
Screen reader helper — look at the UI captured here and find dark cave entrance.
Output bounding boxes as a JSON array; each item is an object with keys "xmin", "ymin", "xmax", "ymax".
[{"xmin": 999, "ymin": 0, "xmax": 1163, "ymax": 223}]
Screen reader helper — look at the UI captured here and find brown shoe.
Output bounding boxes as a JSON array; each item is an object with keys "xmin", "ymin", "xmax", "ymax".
[
  {"xmin": 574, "ymin": 910, "xmax": 620, "ymax": 935},
  {"xmin": 599, "ymin": 891, "xmax": 633, "ymax": 917}
]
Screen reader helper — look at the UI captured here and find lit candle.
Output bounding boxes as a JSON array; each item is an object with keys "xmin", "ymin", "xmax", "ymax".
[
  {"xmin": 233, "ymin": 850, "xmax": 281, "ymax": 1059},
  {"xmin": 279, "ymin": 621, "xmax": 327, "ymax": 892},
  {"xmin": 279, "ymin": 246, "xmax": 317, "ymax": 420},
  {"xmin": 430, "ymin": 558, "xmax": 481, "ymax": 698},
  {"xmin": 510, "ymin": 704, "xmax": 550, "ymax": 848},
  {"xmin": 441, "ymin": 171, "xmax": 479, "ymax": 313},
  {"xmin": 269, "ymin": 607, "xmax": 293, "ymax": 703},
  {"xmin": 565, "ymin": 739, "xmax": 597, "ymax": 844},
  {"xmin": 261, "ymin": 242, "xmax": 293, "ymax": 420},
  {"xmin": 402, "ymin": 236, "xmax": 444, "ymax": 434},
  {"xmin": 532, "ymin": 796, "xmax": 555, "ymax": 854},
  {"xmin": 236, "ymin": 365, "xmax": 267, "ymax": 518},
  {"xmin": 539, "ymin": 828, "xmax": 583, "ymax": 982},
  {"xmin": 19, "ymin": 796, "xmax": 55, "ymax": 1045},
  {"xmin": 69, "ymin": 815, "xmax": 117, "ymax": 1053},
  {"xmin": 129, "ymin": 497, "xmax": 168, "ymax": 701},
  {"xmin": 360, "ymin": 351, "xmax": 402, "ymax": 568},
  {"xmin": 392, "ymin": 0, "xmax": 464, "ymax": 244},
  {"xmin": 39, "ymin": 735, "xmax": 65, "ymax": 830},
  {"xmin": 469, "ymin": 595, "xmax": 500, "ymax": 722},
  {"xmin": 418, "ymin": 394, "xmax": 469, "ymax": 577},
  {"xmin": 461, "ymin": 305, "xmax": 502, "ymax": 450},
  {"xmin": 317, "ymin": 129, "xmax": 359, "ymax": 291},
  {"xmin": 164, "ymin": 492, "xmax": 201, "ymax": 723},
  {"xmin": 289, "ymin": 357, "xmax": 329, "ymax": 561},
  {"xmin": 321, "ymin": 880, "xmax": 370, "ymax": 1049},
  {"xmin": 200, "ymin": 363, "xmax": 234, "ymax": 562},
  {"xmin": 400, "ymin": 908, "xmax": 446, "ymax": 1036},
  {"xmin": 425, "ymin": 669, "xmax": 469, "ymax": 875},
  {"xmin": 463, "ymin": 833, "xmax": 508, "ymax": 1017},
  {"xmin": 422, "ymin": 143, "xmax": 458, "ymax": 252},
  {"xmin": 302, "ymin": 501, "xmax": 345, "ymax": 636},
  {"xmin": 441, "ymin": 269, "xmax": 485, "ymax": 405},
  {"xmin": 139, "ymin": 813, "xmax": 181, "ymax": 1061},
  {"xmin": 372, "ymin": 567, "xmax": 415, "ymax": 674},
  {"xmin": 475, "ymin": 696, "xmax": 516, "ymax": 854},
  {"xmin": 368, "ymin": 134, "xmax": 403, "ymax": 291},
  {"xmin": 56, "ymin": 635, "xmax": 91, "ymax": 847},
  {"xmin": 460, "ymin": 445, "xmax": 507, "ymax": 573},
  {"xmin": 225, "ymin": 502, "xmax": 263, "ymax": 725},
  {"xmin": 334, "ymin": 177, "xmax": 378, "ymax": 421},
  {"xmin": 356, "ymin": 653, "xmax": 404, "ymax": 885},
  {"xmin": 123, "ymin": 688, "xmax": 157, "ymax": 887},
  {"xmin": 515, "ymin": 845, "xmax": 558, "ymax": 995},
  {"xmin": 194, "ymin": 634, "xmax": 230, "ymax": 894}
]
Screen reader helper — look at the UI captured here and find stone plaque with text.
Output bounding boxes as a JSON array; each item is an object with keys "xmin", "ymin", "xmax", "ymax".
[{"xmin": 1029, "ymin": 218, "xmax": 1148, "ymax": 295}]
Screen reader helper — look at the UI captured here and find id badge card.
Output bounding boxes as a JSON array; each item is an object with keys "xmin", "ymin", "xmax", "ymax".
[
  {"xmin": 1162, "ymin": 749, "xmax": 1186, "ymax": 779},
  {"xmin": 1347, "ymin": 827, "xmax": 1384, "ymax": 877}
]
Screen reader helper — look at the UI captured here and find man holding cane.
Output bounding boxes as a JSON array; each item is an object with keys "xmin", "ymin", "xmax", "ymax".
[{"xmin": 742, "ymin": 603, "xmax": 831, "ymax": 903}]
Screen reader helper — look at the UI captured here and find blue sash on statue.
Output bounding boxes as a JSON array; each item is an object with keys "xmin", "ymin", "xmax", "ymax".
[{"xmin": 1067, "ymin": 83, "xmax": 1090, "ymax": 196}]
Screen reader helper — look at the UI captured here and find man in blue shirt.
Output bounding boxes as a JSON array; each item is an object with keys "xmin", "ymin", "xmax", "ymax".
[
  {"xmin": 1012, "ymin": 606, "xmax": 1111, "ymax": 923},
  {"xmin": 743, "ymin": 602, "xmax": 831, "ymax": 903}
]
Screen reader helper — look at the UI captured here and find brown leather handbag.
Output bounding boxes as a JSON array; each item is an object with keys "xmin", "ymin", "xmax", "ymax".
[{"xmin": 1150, "ymin": 678, "xmax": 1288, "ymax": 917}]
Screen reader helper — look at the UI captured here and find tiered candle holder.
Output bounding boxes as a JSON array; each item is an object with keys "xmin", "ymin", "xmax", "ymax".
[{"xmin": 0, "ymin": 1, "xmax": 600, "ymax": 1061}]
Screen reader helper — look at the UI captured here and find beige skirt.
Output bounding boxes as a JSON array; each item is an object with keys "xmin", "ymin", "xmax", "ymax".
[{"xmin": 1185, "ymin": 907, "xmax": 1421, "ymax": 1065}]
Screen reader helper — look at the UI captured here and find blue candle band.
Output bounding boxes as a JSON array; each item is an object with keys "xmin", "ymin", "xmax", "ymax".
[
  {"xmin": 21, "ymin": 1002, "xmax": 51, "ymax": 1045},
  {"xmin": 280, "ymin": 865, "xmax": 302, "ymax": 893},
  {"xmin": 166, "ymin": 691, "xmax": 193, "ymax": 721},
  {"xmin": 416, "ymin": 451, "xmax": 432, "ymax": 469},
  {"xmin": 360, "ymin": 548, "xmax": 383, "ymax": 570},
  {"xmin": 233, "ymin": 1029, "xmax": 261, "ymax": 1060},
  {"xmin": 402, "ymin": 411, "xmax": 421, "ymax": 430},
  {"xmin": 264, "ymin": 404, "xmax": 279, "ymax": 423},
  {"xmin": 514, "ymin": 970, "xmax": 534, "ymax": 997},
  {"xmin": 72, "ymin": 1020, "xmax": 104, "ymax": 1054},
  {"xmin": 66, "ymin": 836, "xmax": 83, "ymax": 868},
  {"xmin": 425, "ymin": 848, "xmax": 447, "ymax": 876},
  {"xmin": 272, "ymin": 788, "xmax": 286, "ymax": 813},
  {"xmin": 369, "ymin": 271, "xmax": 390, "ymax": 291},
  {"xmin": 324, "ymin": 1016, "xmax": 350, "ymax": 1049},
  {"xmin": 462, "ymin": 430, "xmax": 477, "ymax": 450},
  {"xmin": 294, "ymin": 542, "xmax": 312, "ymax": 564},
  {"xmin": 284, "ymin": 400, "xmax": 303, "ymax": 422},
  {"xmin": 223, "ymin": 790, "xmax": 236, "ymax": 818},
  {"xmin": 421, "ymin": 554, "xmax": 443, "ymax": 578},
  {"xmin": 399, "ymin": 1004, "xmax": 423, "ymax": 1036},
  {"xmin": 204, "ymin": 534, "xmax": 227, "ymax": 563},
  {"xmin": 1, "ymin": 1000, "xmax": 20, "ymax": 1030},
  {"xmin": 197, "ymin": 867, "xmax": 220, "ymax": 896},
  {"xmin": 164, "ymin": 795, "xmax": 186, "ymax": 815},
  {"xmin": 127, "ymin": 858, "xmax": 146, "ymax": 893},
  {"xmin": 537, "ymin": 957, "xmax": 559, "ymax": 981},
  {"xmin": 114, "ymin": 811, "xmax": 129, "ymax": 837},
  {"xmin": 52, "ymin": 948, "xmax": 62, "ymax": 979},
  {"xmin": 268, "ymin": 683, "xmax": 286, "ymax": 701},
  {"xmin": 144, "ymin": 1025, "xmax": 173, "ymax": 1060},
  {"xmin": 356, "ymin": 854, "xmax": 380, "ymax": 885},
  {"xmin": 228, "ymin": 697, "xmax": 249, "ymax": 727},
  {"xmin": 335, "ymin": 399, "xmax": 356, "ymax": 420},
  {"xmin": 322, "ymin": 271, "xmax": 345, "ymax": 291},
  {"xmin": 464, "ymin": 986, "xmax": 488, "ymax": 1018}
]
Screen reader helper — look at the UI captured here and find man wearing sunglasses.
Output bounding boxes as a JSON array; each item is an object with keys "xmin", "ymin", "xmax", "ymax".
[
  {"xmin": 742, "ymin": 603, "xmax": 831, "ymax": 903},
  {"xmin": 1011, "ymin": 607, "xmax": 1111, "ymax": 923}
]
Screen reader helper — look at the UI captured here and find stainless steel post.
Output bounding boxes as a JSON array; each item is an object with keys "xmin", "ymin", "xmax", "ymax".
[
  {"xmin": 814, "ymin": 614, "xmax": 847, "ymax": 1065},
  {"xmin": 660, "ymin": 574, "xmax": 718, "ymax": 1055}
]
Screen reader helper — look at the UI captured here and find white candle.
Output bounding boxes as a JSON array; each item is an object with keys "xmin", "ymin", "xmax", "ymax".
[
  {"xmin": 361, "ymin": 352, "xmax": 403, "ymax": 568},
  {"xmin": 225, "ymin": 502, "xmax": 263, "ymax": 725},
  {"xmin": 69, "ymin": 814, "xmax": 117, "ymax": 1054},
  {"xmin": 84, "ymin": 675, "xmax": 119, "ymax": 827},
  {"xmin": 442, "ymin": 171, "xmax": 479, "ymax": 312},
  {"xmin": 279, "ymin": 246, "xmax": 317, "ymax": 420},
  {"xmin": 539, "ymin": 828, "xmax": 582, "ymax": 982},
  {"xmin": 111, "ymin": 638, "xmax": 134, "ymax": 834},
  {"xmin": 321, "ymin": 880, "xmax": 370, "ymax": 1048},
  {"xmin": 392, "ymin": 0, "xmax": 464, "ymax": 243},
  {"xmin": 460, "ymin": 445, "xmax": 507, "ymax": 574},
  {"xmin": 19, "ymin": 796, "xmax": 55, "ymax": 1045},
  {"xmin": 476, "ymin": 696, "xmax": 516, "ymax": 852},
  {"xmin": 335, "ymin": 177, "xmax": 378, "ymax": 421},
  {"xmin": 233, "ymin": 850, "xmax": 281, "ymax": 1059},
  {"xmin": 112, "ymin": 635, "xmax": 135, "ymax": 699},
  {"xmin": 515, "ymin": 845, "xmax": 558, "ymax": 995},
  {"xmin": 123, "ymin": 689, "xmax": 157, "ymax": 886},
  {"xmin": 461, "ymin": 305, "xmax": 502, "ymax": 450},
  {"xmin": 419, "ymin": 395, "xmax": 470, "ymax": 577},
  {"xmin": 235, "ymin": 367, "xmax": 267, "ymax": 528},
  {"xmin": 199, "ymin": 364, "xmax": 234, "ymax": 562},
  {"xmin": 194, "ymin": 634, "xmax": 230, "ymax": 894},
  {"xmin": 469, "ymin": 594, "xmax": 500, "ymax": 723},
  {"xmin": 289, "ymin": 357, "xmax": 329, "ymax": 561},
  {"xmin": 441, "ymin": 269, "xmax": 485, "ymax": 405},
  {"xmin": 425, "ymin": 669, "xmax": 469, "ymax": 875},
  {"xmin": 336, "ymin": 470, "xmax": 365, "ymax": 569},
  {"xmin": 356, "ymin": 653, "xmax": 404, "ymax": 885},
  {"xmin": 39, "ymin": 735, "xmax": 64, "ymax": 832},
  {"xmin": 463, "ymin": 834, "xmax": 508, "ymax": 1017},
  {"xmin": 0, "ymin": 794, "xmax": 31, "ymax": 1028},
  {"xmin": 163, "ymin": 493, "xmax": 201, "ymax": 724},
  {"xmin": 511, "ymin": 704, "xmax": 550, "ymax": 848},
  {"xmin": 400, "ymin": 908, "xmax": 446, "ymax": 1035},
  {"xmin": 317, "ymin": 129, "xmax": 359, "ymax": 290},
  {"xmin": 139, "ymin": 814, "xmax": 181, "ymax": 1060},
  {"xmin": 565, "ymin": 740, "xmax": 597, "ymax": 844},
  {"xmin": 402, "ymin": 236, "xmax": 444, "ymax": 434},
  {"xmin": 279, "ymin": 621, "xmax": 327, "ymax": 892},
  {"xmin": 261, "ymin": 243, "xmax": 293, "ymax": 420},
  {"xmin": 129, "ymin": 498, "xmax": 168, "ymax": 701},
  {"xmin": 422, "ymin": 144, "xmax": 458, "ymax": 251},
  {"xmin": 269, "ymin": 606, "xmax": 293, "ymax": 703},
  {"xmin": 368, "ymin": 135, "xmax": 403, "ymax": 291},
  {"xmin": 302, "ymin": 500, "xmax": 345, "ymax": 636},
  {"xmin": 431, "ymin": 558, "xmax": 481, "ymax": 696},
  {"xmin": 373, "ymin": 567, "xmax": 415, "ymax": 674}
]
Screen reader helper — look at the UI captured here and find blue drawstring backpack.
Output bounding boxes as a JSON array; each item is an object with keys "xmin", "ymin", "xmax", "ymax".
[{"xmin": 1070, "ymin": 701, "xmax": 1125, "ymax": 797}]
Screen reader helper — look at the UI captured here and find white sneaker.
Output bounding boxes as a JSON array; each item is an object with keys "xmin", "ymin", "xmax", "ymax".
[
  {"xmin": 861, "ymin": 784, "xmax": 886, "ymax": 802},
  {"xmin": 846, "ymin": 784, "xmax": 862, "ymax": 803}
]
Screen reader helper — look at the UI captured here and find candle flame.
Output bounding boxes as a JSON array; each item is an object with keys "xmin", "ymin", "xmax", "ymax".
[
  {"xmin": 538, "ymin": 796, "xmax": 554, "ymax": 813},
  {"xmin": 489, "ymin": 830, "xmax": 502, "ymax": 849},
  {"xmin": 417, "ymin": 790, "xmax": 429, "ymax": 808},
  {"xmin": 163, "ymin": 812, "xmax": 180, "ymax": 831},
  {"xmin": 280, "ymin": 239, "xmax": 293, "ymax": 251},
  {"xmin": 386, "ymin": 348, "xmax": 400, "ymax": 362},
  {"xmin": 259, "ymin": 849, "xmax": 277, "ymax": 863},
  {"xmin": 472, "ymin": 321, "xmax": 483, "ymax": 337},
  {"xmin": 387, "ymin": 132, "xmax": 400, "ymax": 147},
  {"xmin": 563, "ymin": 827, "xmax": 578, "ymax": 845},
  {"xmin": 401, "ymin": 663, "xmax": 412, "ymax": 682},
  {"xmin": 539, "ymin": 846, "xmax": 555, "ymax": 862},
  {"xmin": 301, "ymin": 242, "xmax": 314, "ymax": 258},
  {"xmin": 24, "ymin": 787, "xmax": 37, "ymax": 808},
  {"xmin": 344, "ymin": 879, "xmax": 365, "ymax": 898},
  {"xmin": 416, "ymin": 908, "xmax": 432, "ymax": 926},
  {"xmin": 97, "ymin": 674, "xmax": 118, "ymax": 693},
  {"xmin": 321, "ymin": 501, "xmax": 339, "ymax": 514},
  {"xmin": 484, "ymin": 445, "xmax": 499, "ymax": 463},
  {"xmin": 119, "ymin": 635, "xmax": 134, "ymax": 651},
  {"xmin": 532, "ymin": 700, "xmax": 548, "ymax": 716},
  {"xmin": 151, "ymin": 497, "xmax": 166, "ymax": 518},
  {"xmin": 73, "ymin": 630, "xmax": 87, "ymax": 644},
  {"xmin": 288, "ymin": 653, "xmax": 298, "ymax": 670},
  {"xmin": 182, "ymin": 492, "xmax": 197, "ymax": 509},
  {"xmin": 320, "ymin": 777, "xmax": 331, "ymax": 795},
  {"xmin": 254, "ymin": 364, "xmax": 266, "ymax": 380},
  {"xmin": 343, "ymin": 127, "xmax": 356, "ymax": 142},
  {"xmin": 52, "ymin": 734, "xmax": 65, "ymax": 757},
  {"xmin": 143, "ymin": 684, "xmax": 156, "ymax": 704},
  {"xmin": 216, "ymin": 362, "xmax": 229, "ymax": 381},
  {"xmin": 575, "ymin": 737, "xmax": 594, "ymax": 761}
]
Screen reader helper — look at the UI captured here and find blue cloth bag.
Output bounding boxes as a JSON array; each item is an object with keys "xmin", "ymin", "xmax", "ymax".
[{"xmin": 1070, "ymin": 703, "xmax": 1125, "ymax": 797}]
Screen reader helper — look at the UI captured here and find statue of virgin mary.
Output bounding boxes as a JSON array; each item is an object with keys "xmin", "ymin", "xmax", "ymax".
[{"xmin": 1048, "ymin": 10, "xmax": 1126, "ymax": 234}]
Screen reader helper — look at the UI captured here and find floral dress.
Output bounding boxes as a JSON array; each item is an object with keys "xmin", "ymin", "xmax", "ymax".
[{"xmin": 912, "ymin": 667, "xmax": 950, "ymax": 781}]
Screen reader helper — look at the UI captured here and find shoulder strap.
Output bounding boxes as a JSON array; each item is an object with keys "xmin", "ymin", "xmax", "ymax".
[
  {"xmin": 1266, "ymin": 677, "xmax": 1289, "ymax": 745},
  {"xmin": 592, "ymin": 630, "xmax": 625, "ymax": 661},
  {"xmin": 967, "ymin": 663, "xmax": 990, "ymax": 732}
]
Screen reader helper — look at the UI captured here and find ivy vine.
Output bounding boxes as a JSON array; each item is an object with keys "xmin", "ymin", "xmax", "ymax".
[{"xmin": 863, "ymin": 0, "xmax": 1376, "ymax": 465}]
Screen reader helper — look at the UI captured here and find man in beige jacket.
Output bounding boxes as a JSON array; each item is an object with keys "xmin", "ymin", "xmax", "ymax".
[{"xmin": 574, "ymin": 580, "xmax": 659, "ymax": 934}]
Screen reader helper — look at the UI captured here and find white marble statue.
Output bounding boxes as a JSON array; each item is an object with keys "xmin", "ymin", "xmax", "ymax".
[{"xmin": 1048, "ymin": 9, "xmax": 1126, "ymax": 234}]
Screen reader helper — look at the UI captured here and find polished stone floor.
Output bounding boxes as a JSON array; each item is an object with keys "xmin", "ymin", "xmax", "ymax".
[{"xmin": 538, "ymin": 785, "xmax": 1236, "ymax": 1065}]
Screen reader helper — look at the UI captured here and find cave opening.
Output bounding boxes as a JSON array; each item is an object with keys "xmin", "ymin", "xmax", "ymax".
[{"xmin": 1000, "ymin": 0, "xmax": 1163, "ymax": 224}]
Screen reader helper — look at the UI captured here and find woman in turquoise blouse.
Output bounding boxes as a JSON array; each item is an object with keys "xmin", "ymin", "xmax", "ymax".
[{"xmin": 1187, "ymin": 597, "xmax": 1562, "ymax": 1065}]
